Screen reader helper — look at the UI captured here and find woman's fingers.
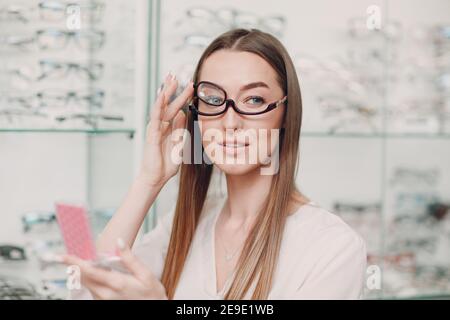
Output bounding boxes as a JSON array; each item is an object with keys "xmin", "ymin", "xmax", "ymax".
[
  {"xmin": 172, "ymin": 106, "xmax": 186, "ymax": 132},
  {"xmin": 163, "ymin": 80, "xmax": 194, "ymax": 123},
  {"xmin": 146, "ymin": 91, "xmax": 165, "ymax": 140},
  {"xmin": 147, "ymin": 74, "xmax": 193, "ymax": 143},
  {"xmin": 160, "ymin": 81, "xmax": 193, "ymax": 139},
  {"xmin": 147, "ymin": 73, "xmax": 174, "ymax": 137},
  {"xmin": 62, "ymin": 254, "xmax": 121, "ymax": 290},
  {"xmin": 159, "ymin": 78, "xmax": 179, "ymax": 133}
]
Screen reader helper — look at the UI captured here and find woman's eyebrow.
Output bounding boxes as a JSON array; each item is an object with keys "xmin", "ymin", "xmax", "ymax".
[{"xmin": 240, "ymin": 82, "xmax": 270, "ymax": 91}]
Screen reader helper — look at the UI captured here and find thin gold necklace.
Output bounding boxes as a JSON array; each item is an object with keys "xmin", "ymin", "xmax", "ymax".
[{"xmin": 216, "ymin": 226, "xmax": 246, "ymax": 262}]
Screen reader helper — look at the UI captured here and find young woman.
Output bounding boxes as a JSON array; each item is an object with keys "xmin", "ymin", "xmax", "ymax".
[{"xmin": 63, "ymin": 28, "xmax": 367, "ymax": 300}]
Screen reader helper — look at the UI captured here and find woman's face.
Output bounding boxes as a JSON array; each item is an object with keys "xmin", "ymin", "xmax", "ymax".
[{"xmin": 197, "ymin": 50, "xmax": 286, "ymax": 176}]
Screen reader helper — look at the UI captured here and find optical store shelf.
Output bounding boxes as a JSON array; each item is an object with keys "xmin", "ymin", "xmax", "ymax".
[
  {"xmin": 301, "ymin": 132, "xmax": 450, "ymax": 139},
  {"xmin": 0, "ymin": 127, "xmax": 136, "ymax": 136},
  {"xmin": 2, "ymin": 129, "xmax": 450, "ymax": 140}
]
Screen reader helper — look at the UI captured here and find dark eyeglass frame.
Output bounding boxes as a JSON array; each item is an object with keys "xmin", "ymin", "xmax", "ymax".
[
  {"xmin": 189, "ymin": 80, "xmax": 287, "ymax": 116},
  {"xmin": 0, "ymin": 245, "xmax": 27, "ymax": 261}
]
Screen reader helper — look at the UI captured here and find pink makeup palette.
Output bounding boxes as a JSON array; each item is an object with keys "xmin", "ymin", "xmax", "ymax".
[{"xmin": 55, "ymin": 202, "xmax": 97, "ymax": 261}]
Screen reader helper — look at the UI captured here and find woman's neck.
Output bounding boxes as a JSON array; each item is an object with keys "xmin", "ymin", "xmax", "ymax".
[
  {"xmin": 223, "ymin": 168, "xmax": 273, "ymax": 228},
  {"xmin": 222, "ymin": 169, "xmax": 309, "ymax": 228}
]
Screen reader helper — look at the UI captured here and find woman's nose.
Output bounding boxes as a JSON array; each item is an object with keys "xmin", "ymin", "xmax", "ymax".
[{"xmin": 221, "ymin": 100, "xmax": 243, "ymax": 130}]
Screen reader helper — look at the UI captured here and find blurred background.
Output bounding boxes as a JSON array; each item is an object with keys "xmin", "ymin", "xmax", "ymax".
[{"xmin": 0, "ymin": 0, "xmax": 449, "ymax": 300}]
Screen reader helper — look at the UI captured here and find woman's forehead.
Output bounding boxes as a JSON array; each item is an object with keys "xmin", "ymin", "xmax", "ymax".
[{"xmin": 199, "ymin": 50, "xmax": 279, "ymax": 90}]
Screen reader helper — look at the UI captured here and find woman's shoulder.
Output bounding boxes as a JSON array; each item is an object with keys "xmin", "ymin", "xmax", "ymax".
[
  {"xmin": 285, "ymin": 201, "xmax": 366, "ymax": 253},
  {"xmin": 277, "ymin": 202, "xmax": 367, "ymax": 299},
  {"xmin": 280, "ymin": 201, "xmax": 367, "ymax": 290}
]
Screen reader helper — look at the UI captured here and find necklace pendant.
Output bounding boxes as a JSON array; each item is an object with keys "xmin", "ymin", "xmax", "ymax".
[{"xmin": 225, "ymin": 253, "xmax": 233, "ymax": 261}]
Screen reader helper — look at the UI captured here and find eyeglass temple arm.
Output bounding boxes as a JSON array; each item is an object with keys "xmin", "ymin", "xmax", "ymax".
[
  {"xmin": 279, "ymin": 95, "xmax": 288, "ymax": 105},
  {"xmin": 268, "ymin": 95, "xmax": 288, "ymax": 110}
]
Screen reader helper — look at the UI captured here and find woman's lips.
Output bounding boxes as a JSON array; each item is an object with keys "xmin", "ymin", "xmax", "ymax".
[
  {"xmin": 219, "ymin": 142, "xmax": 248, "ymax": 147},
  {"xmin": 216, "ymin": 141, "xmax": 249, "ymax": 156}
]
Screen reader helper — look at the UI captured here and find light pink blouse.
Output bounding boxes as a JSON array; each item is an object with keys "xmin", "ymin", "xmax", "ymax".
[{"xmin": 70, "ymin": 195, "xmax": 367, "ymax": 300}]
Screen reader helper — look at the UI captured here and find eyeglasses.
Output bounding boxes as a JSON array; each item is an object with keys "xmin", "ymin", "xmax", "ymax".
[
  {"xmin": 0, "ymin": 108, "xmax": 48, "ymax": 124},
  {"xmin": 334, "ymin": 202, "xmax": 381, "ymax": 215},
  {"xmin": 38, "ymin": 1, "xmax": 104, "ymax": 23},
  {"xmin": 37, "ymin": 60, "xmax": 104, "ymax": 81},
  {"xmin": 175, "ymin": 7, "xmax": 286, "ymax": 38},
  {"xmin": 175, "ymin": 34, "xmax": 212, "ymax": 50},
  {"xmin": 36, "ymin": 28, "xmax": 105, "ymax": 51},
  {"xmin": 0, "ymin": 275, "xmax": 42, "ymax": 300},
  {"xmin": 21, "ymin": 211, "xmax": 56, "ymax": 233},
  {"xmin": 0, "ymin": 245, "xmax": 26, "ymax": 261},
  {"xmin": 0, "ymin": 34, "xmax": 35, "ymax": 51},
  {"xmin": 0, "ymin": 2, "xmax": 105, "ymax": 24},
  {"xmin": 7, "ymin": 60, "xmax": 104, "ymax": 83},
  {"xmin": 390, "ymin": 168, "xmax": 439, "ymax": 187},
  {"xmin": 55, "ymin": 113, "xmax": 124, "ymax": 126},
  {"xmin": 37, "ymin": 89, "xmax": 104, "ymax": 108},
  {"xmin": 3, "ymin": 94, "xmax": 35, "ymax": 109},
  {"xmin": 395, "ymin": 192, "xmax": 439, "ymax": 217},
  {"xmin": 189, "ymin": 81, "xmax": 287, "ymax": 116},
  {"xmin": 0, "ymin": 4, "xmax": 33, "ymax": 23}
]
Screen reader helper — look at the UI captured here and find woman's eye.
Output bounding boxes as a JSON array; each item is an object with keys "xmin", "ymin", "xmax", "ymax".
[
  {"xmin": 206, "ymin": 96, "xmax": 222, "ymax": 105},
  {"xmin": 246, "ymin": 96, "xmax": 265, "ymax": 105}
]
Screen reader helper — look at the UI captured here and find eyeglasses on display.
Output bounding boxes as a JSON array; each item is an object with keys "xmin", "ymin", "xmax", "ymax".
[
  {"xmin": 176, "ymin": 7, "xmax": 286, "ymax": 38},
  {"xmin": 36, "ymin": 28, "xmax": 105, "ymax": 51},
  {"xmin": 21, "ymin": 211, "xmax": 56, "ymax": 233},
  {"xmin": 36, "ymin": 89, "xmax": 105, "ymax": 108},
  {"xmin": 38, "ymin": 1, "xmax": 104, "ymax": 23},
  {"xmin": 7, "ymin": 60, "xmax": 104, "ymax": 83},
  {"xmin": 0, "ymin": 34, "xmax": 35, "ymax": 51},
  {"xmin": 0, "ymin": 245, "xmax": 26, "ymax": 261},
  {"xmin": 0, "ymin": 275, "xmax": 42, "ymax": 300},
  {"xmin": 0, "ymin": 4, "xmax": 33, "ymax": 23},
  {"xmin": 37, "ymin": 60, "xmax": 104, "ymax": 81},
  {"xmin": 55, "ymin": 113, "xmax": 124, "ymax": 125}
]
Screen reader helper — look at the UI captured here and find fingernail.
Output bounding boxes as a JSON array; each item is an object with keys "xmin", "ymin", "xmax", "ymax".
[
  {"xmin": 116, "ymin": 238, "xmax": 126, "ymax": 251},
  {"xmin": 156, "ymin": 84, "xmax": 163, "ymax": 96},
  {"xmin": 165, "ymin": 71, "xmax": 172, "ymax": 82}
]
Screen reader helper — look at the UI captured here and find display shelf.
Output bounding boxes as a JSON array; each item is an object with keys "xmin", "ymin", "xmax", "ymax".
[
  {"xmin": 301, "ymin": 132, "xmax": 450, "ymax": 139},
  {"xmin": 2, "ymin": 130, "xmax": 449, "ymax": 140},
  {"xmin": 0, "ymin": 127, "xmax": 136, "ymax": 136},
  {"xmin": 0, "ymin": 0, "xmax": 151, "ymax": 301}
]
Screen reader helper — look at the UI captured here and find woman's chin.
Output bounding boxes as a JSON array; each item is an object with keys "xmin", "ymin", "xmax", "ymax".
[{"xmin": 213, "ymin": 162, "xmax": 261, "ymax": 176}]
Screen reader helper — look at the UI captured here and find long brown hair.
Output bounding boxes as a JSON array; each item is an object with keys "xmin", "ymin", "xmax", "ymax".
[{"xmin": 161, "ymin": 28, "xmax": 307, "ymax": 299}]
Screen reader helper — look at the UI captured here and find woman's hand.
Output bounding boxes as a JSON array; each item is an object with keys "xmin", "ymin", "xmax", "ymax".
[
  {"xmin": 62, "ymin": 239, "xmax": 167, "ymax": 300},
  {"xmin": 138, "ymin": 72, "xmax": 194, "ymax": 188}
]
